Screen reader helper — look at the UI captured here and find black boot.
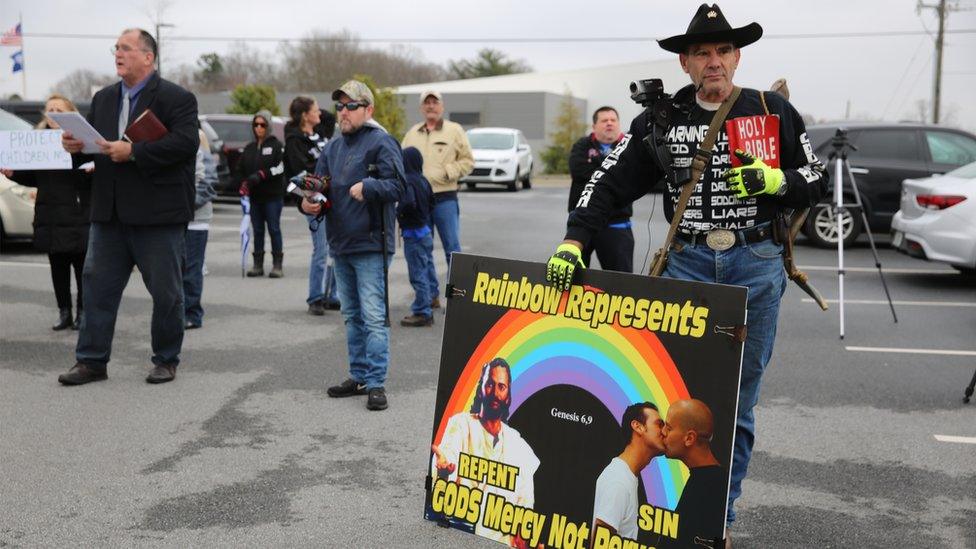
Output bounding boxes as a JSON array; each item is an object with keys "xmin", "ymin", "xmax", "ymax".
[
  {"xmin": 52, "ymin": 307, "xmax": 72, "ymax": 331},
  {"xmin": 72, "ymin": 308, "xmax": 82, "ymax": 330},
  {"xmin": 246, "ymin": 252, "xmax": 265, "ymax": 277},
  {"xmin": 269, "ymin": 252, "xmax": 284, "ymax": 278}
]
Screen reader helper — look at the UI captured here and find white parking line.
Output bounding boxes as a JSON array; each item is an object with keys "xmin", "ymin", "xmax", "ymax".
[
  {"xmin": 802, "ymin": 298, "xmax": 976, "ymax": 308},
  {"xmin": 845, "ymin": 346, "xmax": 976, "ymax": 357},
  {"xmin": 798, "ymin": 265, "xmax": 956, "ymax": 275},
  {"xmin": 933, "ymin": 435, "xmax": 976, "ymax": 445},
  {"xmin": 0, "ymin": 261, "xmax": 48, "ymax": 268}
]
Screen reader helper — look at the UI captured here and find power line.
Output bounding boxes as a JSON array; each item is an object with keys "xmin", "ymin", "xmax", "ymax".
[{"xmin": 20, "ymin": 29, "xmax": 976, "ymax": 44}]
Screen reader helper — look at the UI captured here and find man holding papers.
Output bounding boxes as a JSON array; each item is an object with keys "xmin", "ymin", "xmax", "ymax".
[{"xmin": 59, "ymin": 27, "xmax": 198, "ymax": 386}]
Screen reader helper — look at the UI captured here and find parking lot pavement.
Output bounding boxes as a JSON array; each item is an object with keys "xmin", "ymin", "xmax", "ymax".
[{"xmin": 1, "ymin": 186, "xmax": 974, "ymax": 547}]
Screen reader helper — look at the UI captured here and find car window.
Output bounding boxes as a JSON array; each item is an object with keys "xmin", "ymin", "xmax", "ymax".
[
  {"xmin": 207, "ymin": 120, "xmax": 254, "ymax": 143},
  {"xmin": 850, "ymin": 129, "xmax": 921, "ymax": 161},
  {"xmin": 468, "ymin": 132, "xmax": 515, "ymax": 150},
  {"xmin": 806, "ymin": 127, "xmax": 836, "ymax": 152},
  {"xmin": 925, "ymin": 131, "xmax": 976, "ymax": 166}
]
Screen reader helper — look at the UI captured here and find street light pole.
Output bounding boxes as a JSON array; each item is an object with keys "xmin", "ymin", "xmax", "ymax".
[{"xmin": 155, "ymin": 22, "xmax": 175, "ymax": 78}]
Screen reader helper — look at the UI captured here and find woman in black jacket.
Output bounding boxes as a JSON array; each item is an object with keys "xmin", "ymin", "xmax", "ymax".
[
  {"xmin": 284, "ymin": 96, "xmax": 339, "ymax": 314},
  {"xmin": 238, "ymin": 110, "xmax": 286, "ymax": 278},
  {"xmin": 2, "ymin": 94, "xmax": 92, "ymax": 330}
]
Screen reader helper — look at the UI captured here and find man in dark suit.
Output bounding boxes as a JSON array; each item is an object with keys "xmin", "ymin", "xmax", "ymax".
[{"xmin": 59, "ymin": 28, "xmax": 199, "ymax": 385}]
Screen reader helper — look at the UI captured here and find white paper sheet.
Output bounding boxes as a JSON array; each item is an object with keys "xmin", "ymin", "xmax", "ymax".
[{"xmin": 46, "ymin": 112, "xmax": 106, "ymax": 154}]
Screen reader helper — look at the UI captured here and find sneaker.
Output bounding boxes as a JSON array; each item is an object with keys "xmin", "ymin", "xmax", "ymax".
[
  {"xmin": 400, "ymin": 314, "xmax": 433, "ymax": 327},
  {"xmin": 431, "ymin": 297, "xmax": 441, "ymax": 309},
  {"xmin": 327, "ymin": 378, "xmax": 367, "ymax": 398},
  {"xmin": 367, "ymin": 387, "xmax": 388, "ymax": 410},
  {"xmin": 307, "ymin": 301, "xmax": 326, "ymax": 316}
]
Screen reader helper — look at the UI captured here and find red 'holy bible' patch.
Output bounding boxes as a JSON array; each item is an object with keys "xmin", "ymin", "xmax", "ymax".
[{"xmin": 726, "ymin": 115, "xmax": 780, "ymax": 168}]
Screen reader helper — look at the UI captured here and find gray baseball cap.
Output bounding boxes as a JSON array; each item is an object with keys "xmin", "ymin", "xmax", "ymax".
[{"xmin": 332, "ymin": 80, "xmax": 374, "ymax": 105}]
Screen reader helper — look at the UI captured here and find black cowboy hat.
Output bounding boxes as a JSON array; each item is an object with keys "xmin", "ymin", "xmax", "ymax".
[{"xmin": 657, "ymin": 4, "xmax": 763, "ymax": 54}]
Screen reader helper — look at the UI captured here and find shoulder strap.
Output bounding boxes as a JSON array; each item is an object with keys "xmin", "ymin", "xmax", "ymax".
[
  {"xmin": 650, "ymin": 86, "xmax": 742, "ymax": 276},
  {"xmin": 759, "ymin": 90, "xmax": 770, "ymax": 115}
]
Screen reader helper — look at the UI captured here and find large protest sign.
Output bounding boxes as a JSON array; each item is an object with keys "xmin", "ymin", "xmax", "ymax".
[
  {"xmin": 0, "ymin": 130, "xmax": 71, "ymax": 170},
  {"xmin": 425, "ymin": 254, "xmax": 747, "ymax": 549}
]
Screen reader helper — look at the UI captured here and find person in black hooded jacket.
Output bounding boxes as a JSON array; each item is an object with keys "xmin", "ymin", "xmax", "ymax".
[
  {"xmin": 2, "ymin": 94, "xmax": 92, "ymax": 331},
  {"xmin": 284, "ymin": 96, "xmax": 339, "ymax": 314},
  {"xmin": 398, "ymin": 146, "xmax": 436, "ymax": 327},
  {"xmin": 237, "ymin": 109, "xmax": 285, "ymax": 277}
]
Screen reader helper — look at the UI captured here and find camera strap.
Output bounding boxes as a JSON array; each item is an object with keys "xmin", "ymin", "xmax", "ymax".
[{"xmin": 649, "ymin": 86, "xmax": 741, "ymax": 277}]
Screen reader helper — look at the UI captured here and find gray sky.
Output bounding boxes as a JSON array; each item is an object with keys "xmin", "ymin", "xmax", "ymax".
[{"xmin": 1, "ymin": 0, "xmax": 974, "ymax": 129}]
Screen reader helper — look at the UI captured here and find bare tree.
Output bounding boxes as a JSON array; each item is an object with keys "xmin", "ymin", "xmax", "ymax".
[
  {"xmin": 50, "ymin": 69, "xmax": 116, "ymax": 101},
  {"xmin": 277, "ymin": 30, "xmax": 443, "ymax": 91}
]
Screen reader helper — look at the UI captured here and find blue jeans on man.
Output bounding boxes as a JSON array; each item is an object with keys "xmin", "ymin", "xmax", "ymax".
[
  {"xmin": 664, "ymin": 230, "xmax": 786, "ymax": 526},
  {"xmin": 183, "ymin": 229, "xmax": 208, "ymax": 326},
  {"xmin": 76, "ymin": 221, "xmax": 186, "ymax": 369},
  {"xmin": 306, "ymin": 214, "xmax": 339, "ymax": 306},
  {"xmin": 333, "ymin": 252, "xmax": 392, "ymax": 389},
  {"xmin": 403, "ymin": 229, "xmax": 436, "ymax": 318},
  {"xmin": 430, "ymin": 194, "xmax": 461, "ymax": 281},
  {"xmin": 249, "ymin": 198, "xmax": 283, "ymax": 253}
]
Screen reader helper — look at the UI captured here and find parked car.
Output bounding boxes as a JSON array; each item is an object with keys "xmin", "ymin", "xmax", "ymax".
[
  {"xmin": 0, "ymin": 99, "xmax": 91, "ymax": 127},
  {"xmin": 802, "ymin": 122, "xmax": 976, "ymax": 247},
  {"xmin": 198, "ymin": 113, "xmax": 285, "ymax": 196},
  {"xmin": 462, "ymin": 128, "xmax": 533, "ymax": 191},
  {"xmin": 198, "ymin": 117, "xmax": 231, "ymax": 194},
  {"xmin": 890, "ymin": 161, "xmax": 976, "ymax": 275},
  {"xmin": 0, "ymin": 108, "xmax": 37, "ymax": 243}
]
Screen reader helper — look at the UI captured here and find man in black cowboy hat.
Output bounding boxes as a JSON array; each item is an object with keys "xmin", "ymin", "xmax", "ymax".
[{"xmin": 546, "ymin": 3, "xmax": 829, "ymax": 545}]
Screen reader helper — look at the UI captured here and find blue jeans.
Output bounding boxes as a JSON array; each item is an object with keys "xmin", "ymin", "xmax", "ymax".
[
  {"xmin": 431, "ymin": 196, "xmax": 461, "ymax": 273},
  {"xmin": 249, "ymin": 198, "xmax": 283, "ymax": 254},
  {"xmin": 76, "ymin": 221, "xmax": 186, "ymax": 369},
  {"xmin": 333, "ymin": 252, "xmax": 392, "ymax": 389},
  {"xmin": 404, "ymin": 233, "xmax": 436, "ymax": 317},
  {"xmin": 183, "ymin": 229, "xmax": 208, "ymax": 325},
  {"xmin": 664, "ymin": 235, "xmax": 787, "ymax": 525},
  {"xmin": 306, "ymin": 214, "xmax": 339, "ymax": 306}
]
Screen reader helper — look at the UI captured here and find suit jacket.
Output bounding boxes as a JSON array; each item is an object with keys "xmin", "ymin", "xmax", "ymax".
[{"xmin": 77, "ymin": 72, "xmax": 199, "ymax": 225}]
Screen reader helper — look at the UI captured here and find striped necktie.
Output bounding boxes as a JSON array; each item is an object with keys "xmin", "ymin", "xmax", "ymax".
[{"xmin": 118, "ymin": 92, "xmax": 130, "ymax": 139}]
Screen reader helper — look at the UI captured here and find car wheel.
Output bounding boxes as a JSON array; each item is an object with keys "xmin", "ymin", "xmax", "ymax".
[
  {"xmin": 522, "ymin": 164, "xmax": 532, "ymax": 189},
  {"xmin": 507, "ymin": 167, "xmax": 519, "ymax": 192},
  {"xmin": 803, "ymin": 204, "xmax": 862, "ymax": 248}
]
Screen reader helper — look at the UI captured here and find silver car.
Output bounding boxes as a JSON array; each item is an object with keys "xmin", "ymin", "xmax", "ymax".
[
  {"xmin": 462, "ymin": 128, "xmax": 533, "ymax": 192},
  {"xmin": 0, "ymin": 108, "xmax": 37, "ymax": 243}
]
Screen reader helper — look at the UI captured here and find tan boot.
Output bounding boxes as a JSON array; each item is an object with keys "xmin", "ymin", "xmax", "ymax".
[
  {"xmin": 246, "ymin": 252, "xmax": 265, "ymax": 277},
  {"xmin": 269, "ymin": 252, "xmax": 284, "ymax": 278}
]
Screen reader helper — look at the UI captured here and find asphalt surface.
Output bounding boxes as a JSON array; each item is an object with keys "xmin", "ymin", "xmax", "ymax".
[{"xmin": 1, "ymin": 181, "xmax": 974, "ymax": 548}]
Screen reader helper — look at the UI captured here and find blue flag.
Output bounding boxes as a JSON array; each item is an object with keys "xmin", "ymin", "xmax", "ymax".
[{"xmin": 11, "ymin": 50, "xmax": 23, "ymax": 73}]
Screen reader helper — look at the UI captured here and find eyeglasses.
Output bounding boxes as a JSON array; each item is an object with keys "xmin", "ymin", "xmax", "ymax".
[
  {"xmin": 253, "ymin": 122, "xmax": 268, "ymax": 128},
  {"xmin": 111, "ymin": 44, "xmax": 149, "ymax": 55},
  {"xmin": 335, "ymin": 101, "xmax": 367, "ymax": 112}
]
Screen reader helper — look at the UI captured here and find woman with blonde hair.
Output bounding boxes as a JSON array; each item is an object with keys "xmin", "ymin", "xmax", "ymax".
[{"xmin": 1, "ymin": 94, "xmax": 92, "ymax": 329}]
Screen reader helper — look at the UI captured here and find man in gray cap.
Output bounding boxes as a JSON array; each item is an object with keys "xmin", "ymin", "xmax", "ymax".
[
  {"xmin": 401, "ymin": 90, "xmax": 474, "ymax": 308},
  {"xmin": 545, "ymin": 4, "xmax": 829, "ymax": 545},
  {"xmin": 299, "ymin": 79, "xmax": 404, "ymax": 411}
]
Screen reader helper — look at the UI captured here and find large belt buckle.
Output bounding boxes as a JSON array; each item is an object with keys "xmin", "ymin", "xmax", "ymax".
[{"xmin": 705, "ymin": 229, "xmax": 735, "ymax": 251}]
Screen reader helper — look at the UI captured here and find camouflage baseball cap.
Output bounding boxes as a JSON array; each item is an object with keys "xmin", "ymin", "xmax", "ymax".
[{"xmin": 332, "ymin": 80, "xmax": 374, "ymax": 105}]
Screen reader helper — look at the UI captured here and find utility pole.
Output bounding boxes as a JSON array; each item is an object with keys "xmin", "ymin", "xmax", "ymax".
[
  {"xmin": 918, "ymin": 0, "xmax": 957, "ymax": 124},
  {"xmin": 155, "ymin": 22, "xmax": 174, "ymax": 78}
]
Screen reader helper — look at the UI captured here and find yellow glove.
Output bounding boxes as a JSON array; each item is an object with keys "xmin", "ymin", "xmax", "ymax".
[
  {"xmin": 724, "ymin": 149, "xmax": 785, "ymax": 198},
  {"xmin": 546, "ymin": 243, "xmax": 584, "ymax": 290}
]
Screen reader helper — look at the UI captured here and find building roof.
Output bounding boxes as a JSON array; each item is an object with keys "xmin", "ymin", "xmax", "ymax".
[{"xmin": 396, "ymin": 58, "xmax": 691, "ymax": 124}]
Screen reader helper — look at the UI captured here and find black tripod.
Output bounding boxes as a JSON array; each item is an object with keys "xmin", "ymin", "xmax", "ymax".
[
  {"xmin": 827, "ymin": 129, "xmax": 897, "ymax": 339},
  {"xmin": 965, "ymin": 368, "xmax": 976, "ymax": 404}
]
